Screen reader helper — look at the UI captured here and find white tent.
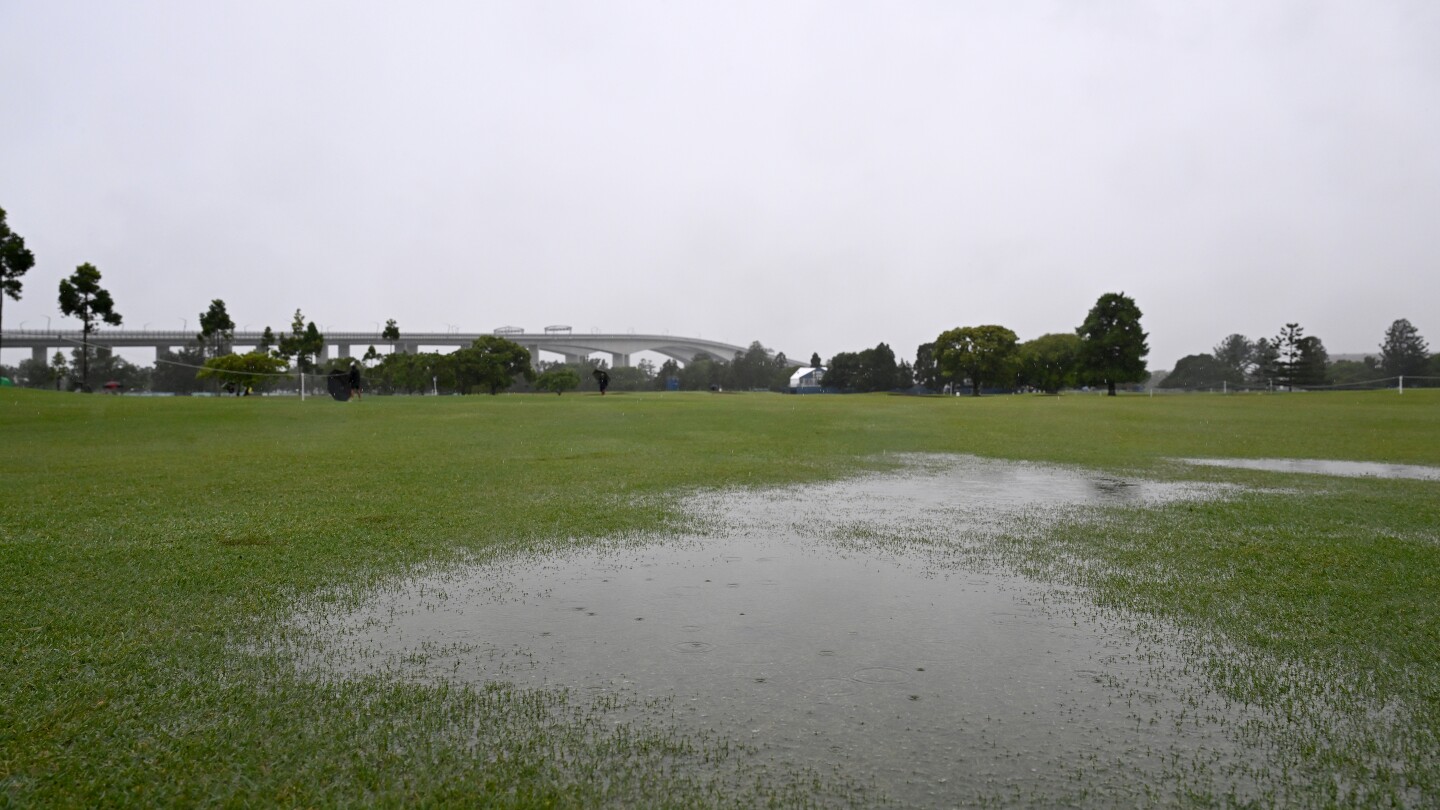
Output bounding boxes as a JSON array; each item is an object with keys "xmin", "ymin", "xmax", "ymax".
[{"xmin": 788, "ymin": 367, "xmax": 825, "ymax": 392}]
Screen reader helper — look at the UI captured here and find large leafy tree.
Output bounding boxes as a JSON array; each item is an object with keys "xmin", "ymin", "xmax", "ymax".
[
  {"xmin": 821, "ymin": 343, "xmax": 900, "ymax": 393},
  {"xmin": 1293, "ymin": 335, "xmax": 1330, "ymax": 387},
  {"xmin": 1212, "ymin": 334, "xmax": 1254, "ymax": 379},
  {"xmin": 912, "ymin": 342, "xmax": 942, "ymax": 391},
  {"xmin": 1016, "ymin": 333, "xmax": 1081, "ymax": 394},
  {"xmin": 198, "ymin": 351, "xmax": 289, "ymax": 393},
  {"xmin": 534, "ymin": 365, "xmax": 580, "ymax": 395},
  {"xmin": 370, "ymin": 350, "xmax": 453, "ymax": 395},
  {"xmin": 729, "ymin": 341, "xmax": 786, "ymax": 391},
  {"xmin": 1159, "ymin": 353, "xmax": 1244, "ymax": 390},
  {"xmin": 934, "ymin": 325, "xmax": 1020, "ymax": 397},
  {"xmin": 1076, "ymin": 292, "xmax": 1148, "ymax": 396},
  {"xmin": 856, "ymin": 343, "xmax": 899, "ymax": 392},
  {"xmin": 679, "ymin": 354, "xmax": 726, "ymax": 391},
  {"xmin": 452, "ymin": 335, "xmax": 535, "ymax": 395},
  {"xmin": 1250, "ymin": 338, "xmax": 1280, "ymax": 387},
  {"xmin": 1379, "ymin": 318, "xmax": 1429, "ymax": 377},
  {"xmin": 57, "ymin": 263, "xmax": 123, "ymax": 391},
  {"xmin": 197, "ymin": 299, "xmax": 236, "ymax": 359},
  {"xmin": 823, "ymin": 351, "xmax": 863, "ymax": 392},
  {"xmin": 0, "ymin": 206, "xmax": 37, "ymax": 355}
]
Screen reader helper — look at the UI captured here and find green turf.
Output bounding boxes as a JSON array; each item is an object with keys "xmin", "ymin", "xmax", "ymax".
[{"xmin": 2, "ymin": 388, "xmax": 1437, "ymax": 806}]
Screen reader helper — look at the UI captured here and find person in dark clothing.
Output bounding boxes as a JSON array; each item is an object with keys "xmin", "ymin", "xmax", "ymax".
[
  {"xmin": 592, "ymin": 368, "xmax": 610, "ymax": 395},
  {"xmin": 327, "ymin": 368, "xmax": 349, "ymax": 401},
  {"xmin": 348, "ymin": 362, "xmax": 362, "ymax": 401}
]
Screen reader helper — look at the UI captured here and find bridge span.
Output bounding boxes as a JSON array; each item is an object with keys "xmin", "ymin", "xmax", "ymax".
[{"xmin": 1, "ymin": 329, "xmax": 772, "ymax": 369}]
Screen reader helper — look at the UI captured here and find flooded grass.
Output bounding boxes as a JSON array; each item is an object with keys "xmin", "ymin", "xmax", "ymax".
[
  {"xmin": 4, "ymin": 388, "xmax": 1439, "ymax": 806},
  {"xmin": 1177, "ymin": 457, "xmax": 1440, "ymax": 481},
  {"xmin": 280, "ymin": 456, "xmax": 1284, "ymax": 806}
]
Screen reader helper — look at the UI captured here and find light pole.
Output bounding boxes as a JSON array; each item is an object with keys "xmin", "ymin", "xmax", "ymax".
[{"xmin": 178, "ymin": 317, "xmax": 187, "ymax": 335}]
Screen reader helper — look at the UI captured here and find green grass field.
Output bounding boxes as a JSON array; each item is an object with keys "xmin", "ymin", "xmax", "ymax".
[{"xmin": 2, "ymin": 388, "xmax": 1437, "ymax": 806}]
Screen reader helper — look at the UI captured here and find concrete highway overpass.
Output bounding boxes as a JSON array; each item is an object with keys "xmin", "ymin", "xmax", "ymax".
[{"xmin": 1, "ymin": 328, "xmax": 773, "ymax": 369}]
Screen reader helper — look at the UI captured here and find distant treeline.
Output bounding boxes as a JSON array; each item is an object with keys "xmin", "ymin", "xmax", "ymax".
[{"xmin": 1157, "ymin": 319, "xmax": 1436, "ymax": 391}]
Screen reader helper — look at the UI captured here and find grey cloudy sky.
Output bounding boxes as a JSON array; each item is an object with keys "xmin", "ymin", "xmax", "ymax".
[{"xmin": 3, "ymin": 1, "xmax": 1437, "ymax": 370}]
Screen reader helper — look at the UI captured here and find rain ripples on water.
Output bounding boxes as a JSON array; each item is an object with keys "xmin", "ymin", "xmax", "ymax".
[
  {"xmin": 1178, "ymin": 456, "xmax": 1440, "ymax": 480},
  {"xmin": 285, "ymin": 455, "xmax": 1288, "ymax": 805}
]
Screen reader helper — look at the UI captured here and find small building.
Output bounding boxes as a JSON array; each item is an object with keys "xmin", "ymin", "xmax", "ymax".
[{"xmin": 788, "ymin": 367, "xmax": 825, "ymax": 394}]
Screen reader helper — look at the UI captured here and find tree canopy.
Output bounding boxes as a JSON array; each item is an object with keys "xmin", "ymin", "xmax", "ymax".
[
  {"xmin": 822, "ymin": 342, "xmax": 902, "ymax": 393},
  {"xmin": 452, "ymin": 336, "xmax": 535, "ymax": 394},
  {"xmin": 1250, "ymin": 337, "xmax": 1280, "ymax": 388},
  {"xmin": 58, "ymin": 263, "xmax": 123, "ymax": 391},
  {"xmin": 382, "ymin": 319, "xmax": 400, "ymax": 353},
  {"xmin": 198, "ymin": 352, "xmax": 289, "ymax": 393},
  {"xmin": 0, "ymin": 206, "xmax": 37, "ymax": 354},
  {"xmin": 278, "ymin": 309, "xmax": 324, "ymax": 373},
  {"xmin": 934, "ymin": 325, "xmax": 1019, "ymax": 396},
  {"xmin": 1293, "ymin": 335, "xmax": 1330, "ymax": 387},
  {"xmin": 534, "ymin": 366, "xmax": 581, "ymax": 395},
  {"xmin": 1158, "ymin": 353, "xmax": 1245, "ymax": 390},
  {"xmin": 1016, "ymin": 333, "xmax": 1081, "ymax": 393},
  {"xmin": 1211, "ymin": 334, "xmax": 1254, "ymax": 380},
  {"xmin": 197, "ymin": 299, "xmax": 236, "ymax": 359},
  {"xmin": 1379, "ymin": 318, "xmax": 1429, "ymax": 377},
  {"xmin": 1076, "ymin": 292, "xmax": 1148, "ymax": 396},
  {"xmin": 912, "ymin": 342, "xmax": 942, "ymax": 391}
]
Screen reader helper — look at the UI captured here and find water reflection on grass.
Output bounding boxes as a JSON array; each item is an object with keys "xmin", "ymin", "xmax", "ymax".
[
  {"xmin": 1178, "ymin": 457, "xmax": 1440, "ymax": 481},
  {"xmin": 288, "ymin": 455, "xmax": 1290, "ymax": 805}
]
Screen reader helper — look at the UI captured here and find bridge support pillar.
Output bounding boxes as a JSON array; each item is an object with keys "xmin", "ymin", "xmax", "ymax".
[
  {"xmin": 610, "ymin": 352, "xmax": 630, "ymax": 368},
  {"xmin": 33, "ymin": 346, "xmax": 47, "ymax": 366},
  {"xmin": 339, "ymin": 344, "xmax": 351, "ymax": 359}
]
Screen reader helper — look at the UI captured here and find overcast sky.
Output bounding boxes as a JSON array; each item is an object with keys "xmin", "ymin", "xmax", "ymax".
[{"xmin": 3, "ymin": 1, "xmax": 1437, "ymax": 370}]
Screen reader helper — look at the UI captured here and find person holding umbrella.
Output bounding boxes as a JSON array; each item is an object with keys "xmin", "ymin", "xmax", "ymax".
[{"xmin": 348, "ymin": 361, "xmax": 362, "ymax": 401}]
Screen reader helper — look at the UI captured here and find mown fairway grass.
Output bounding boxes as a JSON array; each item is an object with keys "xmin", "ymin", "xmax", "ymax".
[{"xmin": 2, "ymin": 387, "xmax": 1437, "ymax": 806}]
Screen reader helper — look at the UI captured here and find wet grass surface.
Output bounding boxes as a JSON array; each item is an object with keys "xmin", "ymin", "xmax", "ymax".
[
  {"xmin": 2, "ymin": 387, "xmax": 1438, "ymax": 806},
  {"xmin": 283, "ymin": 457, "xmax": 1266, "ymax": 806}
]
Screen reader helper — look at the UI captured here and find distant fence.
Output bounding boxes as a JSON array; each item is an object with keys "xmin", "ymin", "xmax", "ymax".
[{"xmin": 1154, "ymin": 375, "xmax": 1440, "ymax": 394}]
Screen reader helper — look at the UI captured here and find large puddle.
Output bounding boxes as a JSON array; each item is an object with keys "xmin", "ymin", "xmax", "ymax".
[
  {"xmin": 286, "ymin": 456, "xmax": 1279, "ymax": 805},
  {"xmin": 1179, "ymin": 457, "xmax": 1440, "ymax": 481}
]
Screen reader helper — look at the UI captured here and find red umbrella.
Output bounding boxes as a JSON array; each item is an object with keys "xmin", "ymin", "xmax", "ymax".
[{"xmin": 103, "ymin": 380, "xmax": 122, "ymax": 391}]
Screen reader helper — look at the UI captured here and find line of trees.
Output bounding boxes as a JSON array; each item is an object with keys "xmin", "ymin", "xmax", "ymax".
[
  {"xmin": 7, "ymin": 192, "xmax": 1429, "ymax": 400},
  {"xmin": 1159, "ymin": 318, "xmax": 1435, "ymax": 390},
  {"xmin": 903, "ymin": 293, "xmax": 1148, "ymax": 396},
  {"xmin": 807, "ymin": 293, "xmax": 1147, "ymax": 397}
]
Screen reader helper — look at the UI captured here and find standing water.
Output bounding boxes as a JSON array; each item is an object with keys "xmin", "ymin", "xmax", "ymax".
[{"xmin": 285, "ymin": 456, "xmax": 1278, "ymax": 805}]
